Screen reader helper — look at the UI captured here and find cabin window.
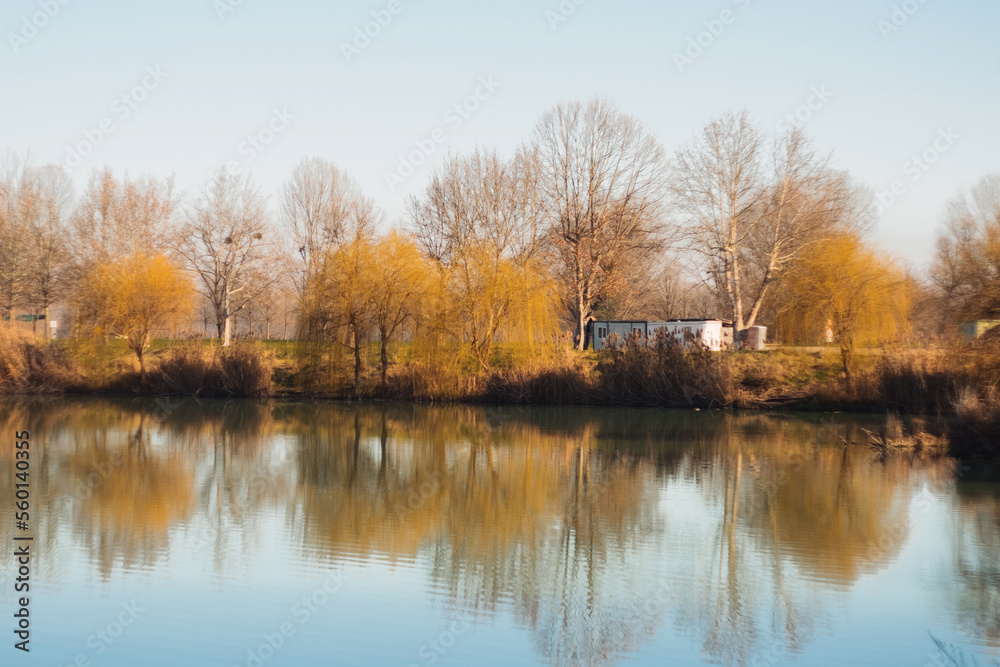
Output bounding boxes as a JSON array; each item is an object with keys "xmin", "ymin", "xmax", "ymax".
[{"xmin": 598, "ymin": 327, "xmax": 607, "ymax": 339}]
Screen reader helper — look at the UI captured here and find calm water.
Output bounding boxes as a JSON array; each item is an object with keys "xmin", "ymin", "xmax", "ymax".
[{"xmin": 1, "ymin": 398, "xmax": 998, "ymax": 667}]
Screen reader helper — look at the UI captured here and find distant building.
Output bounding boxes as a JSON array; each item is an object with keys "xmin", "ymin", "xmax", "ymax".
[
  {"xmin": 591, "ymin": 320, "xmax": 734, "ymax": 352},
  {"xmin": 590, "ymin": 320, "xmax": 768, "ymax": 351},
  {"xmin": 961, "ymin": 320, "xmax": 1000, "ymax": 340}
]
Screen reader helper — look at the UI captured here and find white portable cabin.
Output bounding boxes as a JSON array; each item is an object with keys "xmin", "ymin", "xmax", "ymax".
[{"xmin": 591, "ymin": 320, "xmax": 730, "ymax": 352}]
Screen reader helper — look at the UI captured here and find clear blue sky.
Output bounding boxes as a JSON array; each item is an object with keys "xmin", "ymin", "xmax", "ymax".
[{"xmin": 2, "ymin": 0, "xmax": 997, "ymax": 267}]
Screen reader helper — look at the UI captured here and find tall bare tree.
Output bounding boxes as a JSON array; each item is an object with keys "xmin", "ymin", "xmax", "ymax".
[
  {"xmin": 672, "ymin": 113, "xmax": 868, "ymax": 343},
  {"xmin": 25, "ymin": 165, "xmax": 74, "ymax": 337},
  {"xmin": 671, "ymin": 112, "xmax": 767, "ymax": 340},
  {"xmin": 281, "ymin": 157, "xmax": 381, "ymax": 293},
  {"xmin": 181, "ymin": 170, "xmax": 276, "ymax": 346},
  {"xmin": 931, "ymin": 174, "xmax": 1000, "ymax": 323},
  {"xmin": 70, "ymin": 168, "xmax": 178, "ymax": 271},
  {"xmin": 531, "ymin": 97, "xmax": 669, "ymax": 350},
  {"xmin": 410, "ymin": 148, "xmax": 543, "ymax": 264},
  {"xmin": 0, "ymin": 153, "xmax": 36, "ymax": 321}
]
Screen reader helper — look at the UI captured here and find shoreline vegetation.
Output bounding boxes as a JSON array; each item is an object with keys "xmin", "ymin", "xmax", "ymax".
[
  {"xmin": 1, "ymin": 327, "xmax": 996, "ymax": 458},
  {"xmin": 3, "ymin": 102, "xmax": 999, "ymax": 461}
]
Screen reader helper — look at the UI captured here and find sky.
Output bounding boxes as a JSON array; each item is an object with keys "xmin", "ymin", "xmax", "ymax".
[{"xmin": 1, "ymin": 0, "xmax": 998, "ymax": 268}]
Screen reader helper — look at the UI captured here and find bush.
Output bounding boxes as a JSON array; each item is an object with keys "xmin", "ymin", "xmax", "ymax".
[
  {"xmin": 0, "ymin": 327, "xmax": 78, "ymax": 393},
  {"xmin": 480, "ymin": 362, "xmax": 593, "ymax": 405},
  {"xmin": 112, "ymin": 342, "xmax": 276, "ymax": 398},
  {"xmin": 219, "ymin": 343, "xmax": 275, "ymax": 398},
  {"xmin": 952, "ymin": 386, "xmax": 1000, "ymax": 456},
  {"xmin": 153, "ymin": 345, "xmax": 221, "ymax": 395},
  {"xmin": 595, "ymin": 331, "xmax": 732, "ymax": 408}
]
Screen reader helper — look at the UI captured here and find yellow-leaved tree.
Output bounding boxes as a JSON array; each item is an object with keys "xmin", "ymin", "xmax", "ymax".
[
  {"xmin": 434, "ymin": 241, "xmax": 558, "ymax": 370},
  {"xmin": 79, "ymin": 253, "xmax": 193, "ymax": 374},
  {"xmin": 300, "ymin": 231, "xmax": 433, "ymax": 392},
  {"xmin": 778, "ymin": 234, "xmax": 911, "ymax": 387},
  {"xmin": 370, "ymin": 232, "xmax": 429, "ymax": 387},
  {"xmin": 301, "ymin": 234, "xmax": 377, "ymax": 392}
]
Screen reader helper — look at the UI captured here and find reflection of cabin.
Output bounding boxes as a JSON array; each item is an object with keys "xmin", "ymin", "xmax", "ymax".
[
  {"xmin": 590, "ymin": 320, "xmax": 729, "ymax": 352},
  {"xmin": 590, "ymin": 320, "xmax": 768, "ymax": 352}
]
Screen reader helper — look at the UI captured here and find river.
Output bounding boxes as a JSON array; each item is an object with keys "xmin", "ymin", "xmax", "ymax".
[{"xmin": 0, "ymin": 398, "xmax": 997, "ymax": 666}]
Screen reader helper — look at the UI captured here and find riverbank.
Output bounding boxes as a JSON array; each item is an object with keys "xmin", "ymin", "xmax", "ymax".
[{"xmin": 1, "ymin": 328, "xmax": 997, "ymax": 457}]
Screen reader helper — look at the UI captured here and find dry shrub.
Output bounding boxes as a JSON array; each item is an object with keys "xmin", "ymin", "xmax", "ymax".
[
  {"xmin": 595, "ymin": 331, "xmax": 732, "ymax": 408},
  {"xmin": 219, "ymin": 343, "xmax": 275, "ymax": 398},
  {"xmin": 0, "ymin": 327, "xmax": 78, "ymax": 393},
  {"xmin": 852, "ymin": 350, "xmax": 961, "ymax": 414},
  {"xmin": 480, "ymin": 362, "xmax": 593, "ymax": 405},
  {"xmin": 726, "ymin": 352, "xmax": 800, "ymax": 407},
  {"xmin": 121, "ymin": 343, "xmax": 276, "ymax": 397},
  {"xmin": 952, "ymin": 385, "xmax": 1000, "ymax": 456},
  {"xmin": 154, "ymin": 345, "xmax": 220, "ymax": 395},
  {"xmin": 380, "ymin": 361, "xmax": 467, "ymax": 402}
]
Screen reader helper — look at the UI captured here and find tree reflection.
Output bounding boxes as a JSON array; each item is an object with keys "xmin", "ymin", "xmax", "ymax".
[
  {"xmin": 951, "ymin": 480, "xmax": 1000, "ymax": 648},
  {"xmin": 0, "ymin": 397, "xmax": 985, "ymax": 666}
]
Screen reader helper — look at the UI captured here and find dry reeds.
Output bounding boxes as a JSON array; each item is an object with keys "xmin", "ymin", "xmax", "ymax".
[{"xmin": 0, "ymin": 327, "xmax": 79, "ymax": 393}]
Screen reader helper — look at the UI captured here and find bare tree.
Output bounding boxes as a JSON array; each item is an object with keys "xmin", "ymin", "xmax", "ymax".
[
  {"xmin": 181, "ymin": 170, "xmax": 276, "ymax": 347},
  {"xmin": 0, "ymin": 153, "xmax": 36, "ymax": 321},
  {"xmin": 672, "ymin": 114, "xmax": 868, "ymax": 343},
  {"xmin": 281, "ymin": 157, "xmax": 381, "ymax": 293},
  {"xmin": 25, "ymin": 165, "xmax": 74, "ymax": 337},
  {"xmin": 647, "ymin": 259, "xmax": 722, "ymax": 321},
  {"xmin": 70, "ymin": 168, "xmax": 178, "ymax": 271},
  {"xmin": 671, "ymin": 112, "xmax": 767, "ymax": 340},
  {"xmin": 931, "ymin": 174, "xmax": 1000, "ymax": 323},
  {"xmin": 744, "ymin": 131, "xmax": 872, "ymax": 329},
  {"xmin": 531, "ymin": 97, "xmax": 669, "ymax": 350},
  {"xmin": 409, "ymin": 147, "xmax": 544, "ymax": 265}
]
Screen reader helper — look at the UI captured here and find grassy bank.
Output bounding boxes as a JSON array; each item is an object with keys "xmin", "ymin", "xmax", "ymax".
[{"xmin": 2, "ymin": 327, "xmax": 997, "ymax": 456}]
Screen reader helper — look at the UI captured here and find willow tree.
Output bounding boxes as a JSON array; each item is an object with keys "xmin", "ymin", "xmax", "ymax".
[
  {"xmin": 433, "ymin": 243, "xmax": 557, "ymax": 370},
  {"xmin": 531, "ymin": 98, "xmax": 669, "ymax": 349},
  {"xmin": 370, "ymin": 232, "xmax": 429, "ymax": 387},
  {"xmin": 300, "ymin": 234, "xmax": 378, "ymax": 392},
  {"xmin": 78, "ymin": 253, "xmax": 193, "ymax": 374},
  {"xmin": 408, "ymin": 149, "xmax": 557, "ymax": 368},
  {"xmin": 778, "ymin": 234, "xmax": 911, "ymax": 387}
]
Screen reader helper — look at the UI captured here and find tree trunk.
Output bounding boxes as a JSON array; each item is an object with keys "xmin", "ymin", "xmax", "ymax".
[
  {"xmin": 576, "ymin": 304, "xmax": 588, "ymax": 352},
  {"xmin": 353, "ymin": 328, "xmax": 363, "ymax": 395},
  {"xmin": 223, "ymin": 290, "xmax": 232, "ymax": 347},
  {"xmin": 380, "ymin": 337, "xmax": 389, "ymax": 389},
  {"xmin": 840, "ymin": 341, "xmax": 853, "ymax": 391}
]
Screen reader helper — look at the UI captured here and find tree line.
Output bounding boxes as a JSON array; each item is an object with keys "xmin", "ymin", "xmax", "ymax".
[{"xmin": 1, "ymin": 98, "xmax": 997, "ymax": 379}]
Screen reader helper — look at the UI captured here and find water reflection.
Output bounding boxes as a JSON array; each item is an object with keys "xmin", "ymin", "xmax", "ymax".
[
  {"xmin": 1, "ymin": 398, "xmax": 997, "ymax": 666},
  {"xmin": 952, "ymin": 476, "xmax": 1000, "ymax": 648}
]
